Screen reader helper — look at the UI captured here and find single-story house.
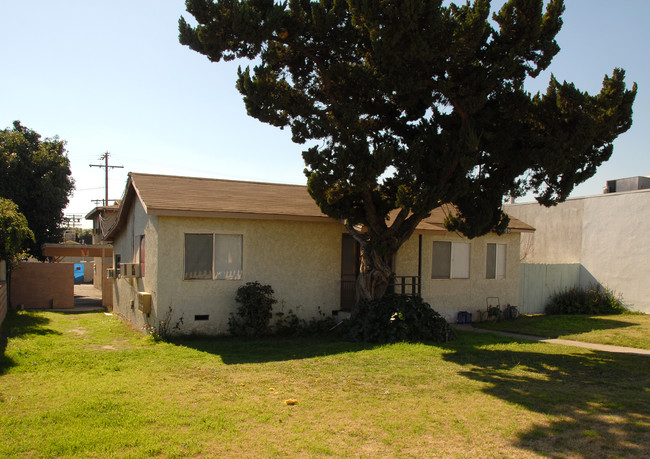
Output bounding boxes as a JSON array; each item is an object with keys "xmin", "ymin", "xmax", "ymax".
[{"xmin": 105, "ymin": 173, "xmax": 534, "ymax": 335}]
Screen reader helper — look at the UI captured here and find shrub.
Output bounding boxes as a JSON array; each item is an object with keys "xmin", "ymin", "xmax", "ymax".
[
  {"xmin": 228, "ymin": 282, "xmax": 277, "ymax": 337},
  {"xmin": 345, "ymin": 294, "xmax": 455, "ymax": 343},
  {"xmin": 274, "ymin": 307, "xmax": 339, "ymax": 337},
  {"xmin": 545, "ymin": 284, "xmax": 629, "ymax": 315}
]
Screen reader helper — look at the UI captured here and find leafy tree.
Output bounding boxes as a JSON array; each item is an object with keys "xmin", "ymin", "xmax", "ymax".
[
  {"xmin": 0, "ymin": 197, "xmax": 34, "ymax": 268},
  {"xmin": 179, "ymin": 0, "xmax": 636, "ymax": 301},
  {"xmin": 0, "ymin": 121, "xmax": 74, "ymax": 260}
]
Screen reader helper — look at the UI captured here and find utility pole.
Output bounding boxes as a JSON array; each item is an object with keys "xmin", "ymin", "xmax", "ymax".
[{"xmin": 90, "ymin": 152, "xmax": 124, "ymax": 206}]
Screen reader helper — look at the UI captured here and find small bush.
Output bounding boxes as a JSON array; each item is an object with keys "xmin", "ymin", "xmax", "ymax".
[
  {"xmin": 274, "ymin": 308, "xmax": 339, "ymax": 337},
  {"xmin": 545, "ymin": 284, "xmax": 629, "ymax": 315},
  {"xmin": 345, "ymin": 294, "xmax": 455, "ymax": 343},
  {"xmin": 228, "ymin": 282, "xmax": 277, "ymax": 337}
]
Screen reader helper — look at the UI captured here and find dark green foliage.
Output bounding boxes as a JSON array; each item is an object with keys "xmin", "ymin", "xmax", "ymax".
[
  {"xmin": 0, "ymin": 121, "xmax": 74, "ymax": 260},
  {"xmin": 180, "ymin": 1, "xmax": 636, "ymax": 300},
  {"xmin": 0, "ymin": 198, "xmax": 34, "ymax": 267},
  {"xmin": 487, "ymin": 305, "xmax": 502, "ymax": 319},
  {"xmin": 545, "ymin": 285, "xmax": 629, "ymax": 315},
  {"xmin": 228, "ymin": 282, "xmax": 277, "ymax": 337},
  {"xmin": 345, "ymin": 294, "xmax": 455, "ymax": 343},
  {"xmin": 274, "ymin": 308, "xmax": 339, "ymax": 337}
]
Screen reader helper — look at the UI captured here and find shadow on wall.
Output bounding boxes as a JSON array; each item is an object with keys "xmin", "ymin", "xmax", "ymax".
[{"xmin": 519, "ymin": 263, "xmax": 600, "ymax": 314}]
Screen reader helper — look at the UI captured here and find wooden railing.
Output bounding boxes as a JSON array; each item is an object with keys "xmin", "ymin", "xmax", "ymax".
[
  {"xmin": 388, "ymin": 276, "xmax": 421, "ymax": 297},
  {"xmin": 340, "ymin": 275, "xmax": 422, "ymax": 311}
]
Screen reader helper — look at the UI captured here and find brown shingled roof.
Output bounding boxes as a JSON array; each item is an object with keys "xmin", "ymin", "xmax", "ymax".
[
  {"xmin": 131, "ymin": 173, "xmax": 327, "ymax": 220},
  {"xmin": 105, "ymin": 173, "xmax": 533, "ymax": 239}
]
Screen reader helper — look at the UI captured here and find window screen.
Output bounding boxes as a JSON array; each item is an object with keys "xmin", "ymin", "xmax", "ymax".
[
  {"xmin": 432, "ymin": 241, "xmax": 452, "ymax": 279},
  {"xmin": 486, "ymin": 243, "xmax": 507, "ymax": 279},
  {"xmin": 214, "ymin": 234, "xmax": 242, "ymax": 280},
  {"xmin": 184, "ymin": 234, "xmax": 213, "ymax": 279}
]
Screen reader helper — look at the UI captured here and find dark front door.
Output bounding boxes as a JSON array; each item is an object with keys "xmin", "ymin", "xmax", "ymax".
[{"xmin": 340, "ymin": 234, "xmax": 359, "ymax": 311}]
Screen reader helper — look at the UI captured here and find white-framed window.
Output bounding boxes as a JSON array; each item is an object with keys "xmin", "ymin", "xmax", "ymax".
[
  {"xmin": 432, "ymin": 241, "xmax": 470, "ymax": 279},
  {"xmin": 184, "ymin": 233, "xmax": 243, "ymax": 280},
  {"xmin": 486, "ymin": 243, "xmax": 507, "ymax": 279}
]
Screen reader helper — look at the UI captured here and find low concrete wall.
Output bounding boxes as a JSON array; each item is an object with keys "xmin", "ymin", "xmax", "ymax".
[
  {"xmin": 83, "ymin": 261, "xmax": 94, "ymax": 283},
  {"xmin": 10, "ymin": 262, "xmax": 74, "ymax": 309},
  {"xmin": 102, "ymin": 265, "xmax": 113, "ymax": 310},
  {"xmin": 519, "ymin": 263, "xmax": 581, "ymax": 314}
]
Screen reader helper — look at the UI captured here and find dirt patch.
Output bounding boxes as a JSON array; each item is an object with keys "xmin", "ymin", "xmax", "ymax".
[
  {"xmin": 89, "ymin": 340, "xmax": 134, "ymax": 351},
  {"xmin": 67, "ymin": 327, "xmax": 88, "ymax": 336}
]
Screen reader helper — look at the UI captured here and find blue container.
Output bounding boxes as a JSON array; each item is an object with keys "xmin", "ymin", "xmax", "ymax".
[
  {"xmin": 457, "ymin": 311, "xmax": 472, "ymax": 324},
  {"xmin": 74, "ymin": 263, "xmax": 84, "ymax": 284}
]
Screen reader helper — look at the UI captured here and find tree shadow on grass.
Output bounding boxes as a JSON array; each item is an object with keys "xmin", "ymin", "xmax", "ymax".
[
  {"xmin": 1, "ymin": 310, "xmax": 61, "ymax": 339},
  {"xmin": 170, "ymin": 335, "xmax": 378, "ymax": 365},
  {"xmin": 441, "ymin": 331, "xmax": 650, "ymax": 458},
  {"xmin": 474, "ymin": 315, "xmax": 639, "ymax": 339},
  {"xmin": 0, "ymin": 310, "xmax": 61, "ymax": 374}
]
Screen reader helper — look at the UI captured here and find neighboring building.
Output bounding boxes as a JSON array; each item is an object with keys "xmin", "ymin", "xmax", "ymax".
[
  {"xmin": 506, "ymin": 176, "xmax": 650, "ymax": 314},
  {"xmin": 105, "ymin": 173, "xmax": 533, "ymax": 335},
  {"xmin": 85, "ymin": 204, "xmax": 119, "ymax": 308}
]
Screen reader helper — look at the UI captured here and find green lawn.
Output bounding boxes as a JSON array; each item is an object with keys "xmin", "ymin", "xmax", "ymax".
[
  {"xmin": 1, "ymin": 310, "xmax": 649, "ymax": 458},
  {"xmin": 474, "ymin": 313, "xmax": 650, "ymax": 349}
]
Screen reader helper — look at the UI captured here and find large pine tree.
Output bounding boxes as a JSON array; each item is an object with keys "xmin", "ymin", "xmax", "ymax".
[{"xmin": 179, "ymin": 0, "xmax": 636, "ymax": 301}]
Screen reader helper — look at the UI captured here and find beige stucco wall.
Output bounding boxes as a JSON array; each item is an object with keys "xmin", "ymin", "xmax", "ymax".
[
  {"xmin": 155, "ymin": 216, "xmax": 343, "ymax": 335},
  {"xmin": 112, "ymin": 196, "xmax": 159, "ymax": 332},
  {"xmin": 395, "ymin": 231, "xmax": 521, "ymax": 321},
  {"xmin": 506, "ymin": 190, "xmax": 650, "ymax": 313}
]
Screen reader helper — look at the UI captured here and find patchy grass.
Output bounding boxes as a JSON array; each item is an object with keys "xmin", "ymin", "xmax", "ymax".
[
  {"xmin": 1, "ymin": 310, "xmax": 649, "ymax": 458},
  {"xmin": 474, "ymin": 313, "xmax": 650, "ymax": 349}
]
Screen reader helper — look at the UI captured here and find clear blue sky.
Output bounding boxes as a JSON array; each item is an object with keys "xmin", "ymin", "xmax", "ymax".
[{"xmin": 1, "ymin": 1, "xmax": 648, "ymax": 226}]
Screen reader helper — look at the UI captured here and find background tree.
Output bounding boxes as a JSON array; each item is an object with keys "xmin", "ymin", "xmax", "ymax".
[
  {"xmin": 0, "ymin": 121, "xmax": 75, "ymax": 260},
  {"xmin": 0, "ymin": 198, "xmax": 34, "ymax": 268},
  {"xmin": 179, "ymin": 0, "xmax": 636, "ymax": 301}
]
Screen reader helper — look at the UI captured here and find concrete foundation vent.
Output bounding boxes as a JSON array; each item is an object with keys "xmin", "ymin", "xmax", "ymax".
[{"xmin": 604, "ymin": 176, "xmax": 650, "ymax": 194}]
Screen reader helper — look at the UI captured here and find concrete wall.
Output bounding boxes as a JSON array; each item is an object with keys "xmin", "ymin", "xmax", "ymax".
[
  {"xmin": 507, "ymin": 189, "xmax": 650, "ymax": 313},
  {"xmin": 395, "ymin": 231, "xmax": 521, "ymax": 321},
  {"xmin": 508, "ymin": 200, "xmax": 584, "ymax": 264},
  {"xmin": 102, "ymin": 267, "xmax": 114, "ymax": 309},
  {"xmin": 83, "ymin": 261, "xmax": 94, "ymax": 283},
  {"xmin": 92, "ymin": 257, "xmax": 113, "ymax": 291},
  {"xmin": 10, "ymin": 262, "xmax": 74, "ymax": 309}
]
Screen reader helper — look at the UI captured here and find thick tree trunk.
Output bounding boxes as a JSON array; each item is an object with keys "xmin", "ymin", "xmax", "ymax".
[{"xmin": 355, "ymin": 241, "xmax": 394, "ymax": 306}]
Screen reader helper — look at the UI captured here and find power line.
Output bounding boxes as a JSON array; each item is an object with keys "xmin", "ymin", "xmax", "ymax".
[{"xmin": 89, "ymin": 152, "xmax": 124, "ymax": 206}]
